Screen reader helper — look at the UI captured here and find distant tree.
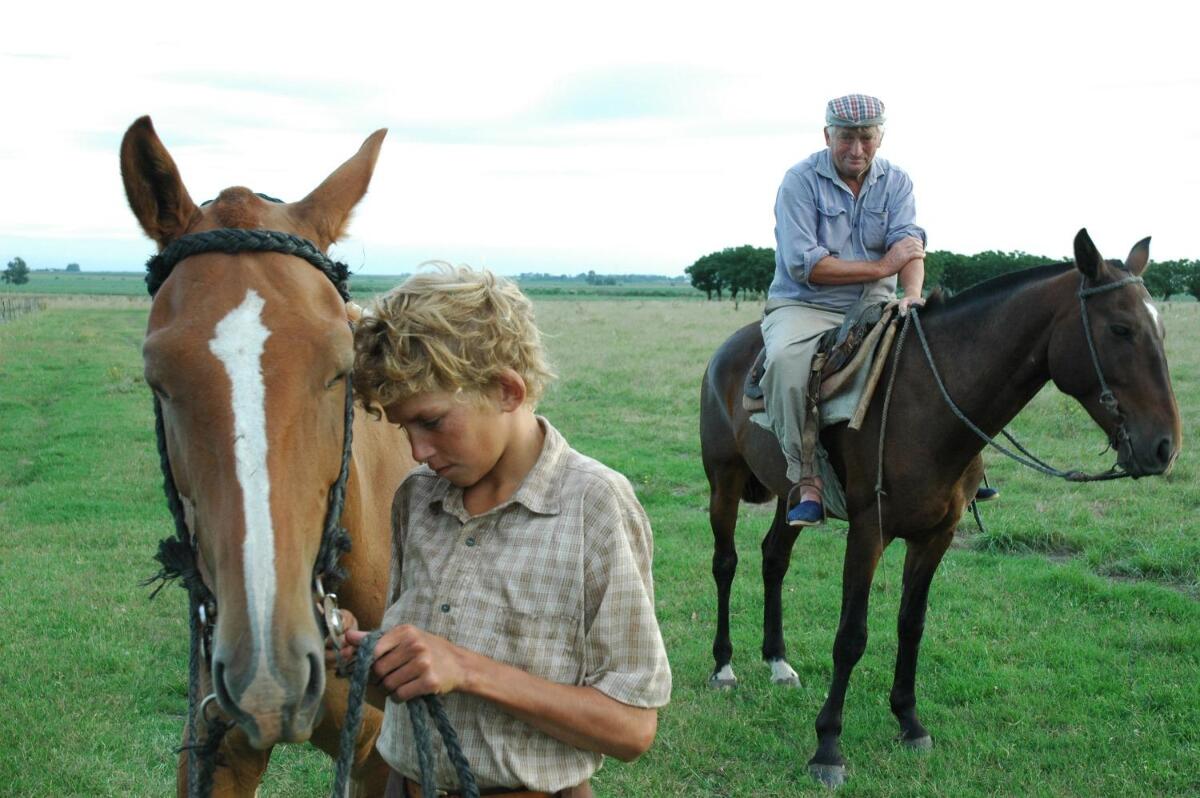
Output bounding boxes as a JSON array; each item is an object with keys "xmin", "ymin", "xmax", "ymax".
[
  {"xmin": 3, "ymin": 257, "xmax": 29, "ymax": 285},
  {"xmin": 719, "ymin": 245, "xmax": 775, "ymax": 306},
  {"xmin": 685, "ymin": 253, "xmax": 725, "ymax": 300},
  {"xmin": 1143, "ymin": 259, "xmax": 1192, "ymax": 301},
  {"xmin": 930, "ymin": 249, "xmax": 1057, "ymax": 293},
  {"xmin": 66, "ymin": 262, "xmax": 80, "ymax": 273},
  {"xmin": 687, "ymin": 245, "xmax": 775, "ymax": 302},
  {"xmin": 1183, "ymin": 260, "xmax": 1200, "ymax": 303}
]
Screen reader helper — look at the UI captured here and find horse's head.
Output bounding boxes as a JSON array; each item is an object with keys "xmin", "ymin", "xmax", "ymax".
[
  {"xmin": 1048, "ymin": 228, "xmax": 1182, "ymax": 477},
  {"xmin": 122, "ymin": 117, "xmax": 385, "ymax": 748}
]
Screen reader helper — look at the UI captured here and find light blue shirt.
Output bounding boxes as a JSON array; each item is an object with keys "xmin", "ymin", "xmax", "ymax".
[{"xmin": 769, "ymin": 149, "xmax": 926, "ymax": 311}]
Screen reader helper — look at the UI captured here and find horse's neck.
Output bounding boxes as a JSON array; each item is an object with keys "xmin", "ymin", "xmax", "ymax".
[{"xmin": 915, "ymin": 272, "xmax": 1074, "ymax": 439}]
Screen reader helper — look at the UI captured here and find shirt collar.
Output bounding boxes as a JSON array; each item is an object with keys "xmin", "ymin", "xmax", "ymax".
[
  {"xmin": 815, "ymin": 149, "xmax": 886, "ymax": 192},
  {"xmin": 428, "ymin": 416, "xmax": 566, "ymax": 519}
]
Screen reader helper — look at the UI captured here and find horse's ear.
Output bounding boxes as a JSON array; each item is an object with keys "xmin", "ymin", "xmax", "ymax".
[
  {"xmin": 293, "ymin": 129, "xmax": 387, "ymax": 250},
  {"xmin": 1125, "ymin": 236, "xmax": 1151, "ymax": 276},
  {"xmin": 1073, "ymin": 228, "xmax": 1103, "ymax": 281},
  {"xmin": 120, "ymin": 116, "xmax": 198, "ymax": 248}
]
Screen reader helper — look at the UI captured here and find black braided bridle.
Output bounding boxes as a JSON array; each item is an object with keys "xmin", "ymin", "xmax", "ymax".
[
  {"xmin": 142, "ymin": 227, "xmax": 478, "ymax": 798},
  {"xmin": 873, "ymin": 272, "xmax": 1145, "ymax": 537}
]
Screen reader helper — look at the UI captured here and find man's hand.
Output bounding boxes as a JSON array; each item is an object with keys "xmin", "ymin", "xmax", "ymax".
[
  {"xmin": 880, "ymin": 237, "xmax": 925, "ymax": 276},
  {"xmin": 345, "ymin": 624, "xmax": 471, "ymax": 702},
  {"xmin": 898, "ymin": 296, "xmax": 925, "ymax": 316}
]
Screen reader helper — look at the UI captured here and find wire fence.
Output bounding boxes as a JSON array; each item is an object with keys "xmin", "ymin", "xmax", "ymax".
[{"xmin": 0, "ymin": 296, "xmax": 47, "ymax": 323}]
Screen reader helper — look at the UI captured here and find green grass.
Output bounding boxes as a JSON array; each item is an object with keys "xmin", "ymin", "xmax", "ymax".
[
  {"xmin": 3, "ymin": 270, "xmax": 705, "ymax": 301},
  {"xmin": 1, "ymin": 299, "xmax": 1198, "ymax": 796}
]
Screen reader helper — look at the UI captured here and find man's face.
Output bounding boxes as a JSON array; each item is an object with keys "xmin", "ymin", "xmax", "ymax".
[{"xmin": 824, "ymin": 126, "xmax": 882, "ymax": 182}]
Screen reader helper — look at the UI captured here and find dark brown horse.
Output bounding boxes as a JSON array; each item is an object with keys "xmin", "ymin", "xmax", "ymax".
[
  {"xmin": 700, "ymin": 230, "xmax": 1181, "ymax": 786},
  {"xmin": 122, "ymin": 117, "xmax": 414, "ymax": 796}
]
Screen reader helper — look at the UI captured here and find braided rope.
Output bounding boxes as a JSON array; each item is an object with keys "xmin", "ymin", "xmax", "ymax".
[
  {"xmin": 331, "ymin": 631, "xmax": 479, "ymax": 798},
  {"xmin": 314, "ymin": 377, "xmax": 356, "ymax": 593},
  {"xmin": 907, "ymin": 295, "xmax": 1130, "ymax": 482},
  {"xmin": 145, "ymin": 228, "xmax": 351, "ymax": 300},
  {"xmin": 874, "ymin": 310, "xmax": 912, "ymax": 541},
  {"xmin": 871, "ymin": 274, "xmax": 1142, "ymax": 536}
]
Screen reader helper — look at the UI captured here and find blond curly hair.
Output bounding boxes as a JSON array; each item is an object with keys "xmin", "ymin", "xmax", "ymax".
[{"xmin": 353, "ymin": 263, "xmax": 555, "ymax": 413}]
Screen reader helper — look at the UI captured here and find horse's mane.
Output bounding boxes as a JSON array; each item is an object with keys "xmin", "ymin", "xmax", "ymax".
[{"xmin": 921, "ymin": 261, "xmax": 1077, "ymax": 315}]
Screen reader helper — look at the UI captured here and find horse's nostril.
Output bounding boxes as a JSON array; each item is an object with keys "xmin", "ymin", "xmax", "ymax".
[
  {"xmin": 303, "ymin": 652, "xmax": 324, "ymax": 707},
  {"xmin": 212, "ymin": 659, "xmax": 233, "ymax": 709},
  {"xmin": 1157, "ymin": 436, "xmax": 1175, "ymax": 467}
]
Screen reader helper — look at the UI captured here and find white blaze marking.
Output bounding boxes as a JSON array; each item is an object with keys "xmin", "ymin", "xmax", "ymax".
[
  {"xmin": 1144, "ymin": 299, "xmax": 1163, "ymax": 336},
  {"xmin": 209, "ymin": 290, "xmax": 275, "ymax": 674}
]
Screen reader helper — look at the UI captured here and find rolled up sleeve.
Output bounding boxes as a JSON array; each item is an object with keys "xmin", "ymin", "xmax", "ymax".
[
  {"xmin": 883, "ymin": 171, "xmax": 927, "ymax": 249},
  {"xmin": 774, "ymin": 172, "xmax": 830, "ymax": 286},
  {"xmin": 581, "ymin": 479, "xmax": 672, "ymax": 709}
]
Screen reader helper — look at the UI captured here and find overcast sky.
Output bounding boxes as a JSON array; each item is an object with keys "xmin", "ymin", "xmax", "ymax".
[{"xmin": 3, "ymin": 1, "xmax": 1195, "ymax": 277}]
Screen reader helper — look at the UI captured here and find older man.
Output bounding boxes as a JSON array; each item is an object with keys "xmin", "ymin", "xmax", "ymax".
[{"xmin": 761, "ymin": 93, "xmax": 928, "ymax": 526}]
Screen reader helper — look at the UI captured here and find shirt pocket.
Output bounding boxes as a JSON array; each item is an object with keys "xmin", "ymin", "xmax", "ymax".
[
  {"xmin": 860, "ymin": 204, "xmax": 889, "ymax": 253},
  {"xmin": 817, "ymin": 202, "xmax": 851, "ymax": 258},
  {"xmin": 495, "ymin": 608, "xmax": 582, "ymax": 685}
]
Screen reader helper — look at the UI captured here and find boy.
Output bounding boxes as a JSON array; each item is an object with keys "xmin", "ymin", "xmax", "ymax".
[{"xmin": 341, "ymin": 265, "xmax": 671, "ymax": 797}]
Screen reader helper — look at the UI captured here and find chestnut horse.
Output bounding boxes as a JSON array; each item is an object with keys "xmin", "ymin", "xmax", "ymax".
[
  {"xmin": 699, "ymin": 230, "xmax": 1181, "ymax": 786},
  {"xmin": 122, "ymin": 117, "xmax": 413, "ymax": 796}
]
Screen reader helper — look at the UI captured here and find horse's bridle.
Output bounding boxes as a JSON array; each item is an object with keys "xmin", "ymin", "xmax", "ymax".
[
  {"xmin": 143, "ymin": 227, "xmax": 358, "ymax": 794},
  {"xmin": 903, "ymin": 271, "xmax": 1146, "ymax": 483}
]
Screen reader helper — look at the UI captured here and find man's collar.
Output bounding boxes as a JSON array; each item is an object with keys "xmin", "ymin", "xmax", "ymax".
[{"xmin": 815, "ymin": 149, "xmax": 886, "ymax": 191}]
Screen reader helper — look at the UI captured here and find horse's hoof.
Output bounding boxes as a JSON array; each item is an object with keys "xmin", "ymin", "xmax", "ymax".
[
  {"xmin": 708, "ymin": 664, "xmax": 738, "ymax": 690},
  {"xmin": 899, "ymin": 734, "xmax": 933, "ymax": 751},
  {"xmin": 766, "ymin": 658, "xmax": 800, "ymax": 687},
  {"xmin": 808, "ymin": 763, "xmax": 847, "ymax": 789}
]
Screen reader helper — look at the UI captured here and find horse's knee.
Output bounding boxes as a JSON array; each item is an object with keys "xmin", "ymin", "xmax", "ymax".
[
  {"xmin": 712, "ymin": 550, "xmax": 738, "ymax": 583},
  {"xmin": 833, "ymin": 626, "xmax": 868, "ymax": 666}
]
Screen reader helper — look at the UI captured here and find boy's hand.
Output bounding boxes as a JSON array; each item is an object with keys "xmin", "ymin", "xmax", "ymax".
[{"xmin": 346, "ymin": 624, "xmax": 471, "ymax": 701}]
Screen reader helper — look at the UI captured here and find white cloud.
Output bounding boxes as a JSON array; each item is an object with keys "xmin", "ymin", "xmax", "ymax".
[{"xmin": 3, "ymin": 0, "xmax": 1197, "ymax": 273}]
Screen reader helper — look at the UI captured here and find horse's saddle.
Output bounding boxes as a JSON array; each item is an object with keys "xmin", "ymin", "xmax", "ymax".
[{"xmin": 744, "ymin": 299, "xmax": 898, "ymax": 425}]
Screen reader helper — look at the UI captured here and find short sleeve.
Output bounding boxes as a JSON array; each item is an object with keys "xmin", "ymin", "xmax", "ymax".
[{"xmin": 580, "ymin": 475, "xmax": 672, "ymax": 708}]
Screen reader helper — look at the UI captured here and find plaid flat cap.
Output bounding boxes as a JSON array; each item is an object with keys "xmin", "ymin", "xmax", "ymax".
[{"xmin": 825, "ymin": 94, "xmax": 886, "ymax": 127}]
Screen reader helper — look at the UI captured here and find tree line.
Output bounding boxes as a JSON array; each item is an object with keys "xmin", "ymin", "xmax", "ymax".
[{"xmin": 686, "ymin": 246, "xmax": 1200, "ymax": 301}]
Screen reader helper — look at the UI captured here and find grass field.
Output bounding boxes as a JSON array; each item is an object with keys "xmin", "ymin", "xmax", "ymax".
[
  {"xmin": 3, "ymin": 270, "xmax": 702, "ymax": 301},
  {"xmin": 1, "ymin": 295, "xmax": 1197, "ymax": 796}
]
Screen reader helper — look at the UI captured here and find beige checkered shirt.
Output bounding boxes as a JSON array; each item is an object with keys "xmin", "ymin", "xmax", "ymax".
[{"xmin": 376, "ymin": 418, "xmax": 672, "ymax": 792}]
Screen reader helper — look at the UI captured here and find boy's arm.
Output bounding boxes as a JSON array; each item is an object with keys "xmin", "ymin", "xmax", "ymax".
[{"xmin": 349, "ymin": 624, "xmax": 657, "ymax": 761}]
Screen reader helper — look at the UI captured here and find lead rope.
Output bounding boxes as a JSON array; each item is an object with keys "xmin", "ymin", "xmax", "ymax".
[
  {"xmin": 907, "ymin": 299, "xmax": 1131, "ymax": 482},
  {"xmin": 873, "ymin": 274, "xmax": 1143, "ymax": 539},
  {"xmin": 330, "ymin": 630, "xmax": 479, "ymax": 798}
]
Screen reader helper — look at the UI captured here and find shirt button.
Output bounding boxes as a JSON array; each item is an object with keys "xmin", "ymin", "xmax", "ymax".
[
  {"xmin": 465, "ymin": 537, "xmax": 476, "ymax": 547},
  {"xmin": 440, "ymin": 603, "xmax": 450, "ymax": 613}
]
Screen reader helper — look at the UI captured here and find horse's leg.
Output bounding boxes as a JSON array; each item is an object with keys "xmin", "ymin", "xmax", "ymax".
[
  {"xmin": 761, "ymin": 497, "xmax": 801, "ymax": 686},
  {"xmin": 309, "ymin": 674, "xmax": 390, "ymax": 797},
  {"xmin": 708, "ymin": 466, "xmax": 744, "ymax": 689},
  {"xmin": 890, "ymin": 528, "xmax": 954, "ymax": 750},
  {"xmin": 175, "ymin": 726, "xmax": 270, "ymax": 798},
  {"xmin": 808, "ymin": 526, "xmax": 885, "ymax": 788}
]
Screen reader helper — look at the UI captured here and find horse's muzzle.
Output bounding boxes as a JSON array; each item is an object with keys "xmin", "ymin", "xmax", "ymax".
[{"xmin": 212, "ymin": 644, "xmax": 326, "ymax": 749}]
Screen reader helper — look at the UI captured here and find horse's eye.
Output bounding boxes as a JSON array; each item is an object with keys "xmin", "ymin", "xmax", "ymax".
[{"xmin": 1109, "ymin": 324, "xmax": 1132, "ymax": 338}]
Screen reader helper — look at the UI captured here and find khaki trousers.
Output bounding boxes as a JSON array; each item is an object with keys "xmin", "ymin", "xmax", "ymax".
[{"xmin": 760, "ymin": 303, "xmax": 846, "ymax": 484}]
